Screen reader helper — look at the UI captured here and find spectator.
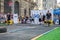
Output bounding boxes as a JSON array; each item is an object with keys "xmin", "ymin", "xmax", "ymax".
[
  {"xmin": 4, "ymin": 14, "xmax": 7, "ymax": 23},
  {"xmin": 58, "ymin": 15, "xmax": 60, "ymax": 25},
  {"xmin": 39, "ymin": 13, "xmax": 43, "ymax": 24},
  {"xmin": 7, "ymin": 13, "xmax": 11, "ymax": 24},
  {"xmin": 43, "ymin": 14, "xmax": 45, "ymax": 21},
  {"xmin": 46, "ymin": 10, "xmax": 52, "ymax": 24},
  {"xmin": 42, "ymin": 14, "xmax": 45, "ymax": 24},
  {"xmin": 30, "ymin": 16, "xmax": 32, "ymax": 23}
]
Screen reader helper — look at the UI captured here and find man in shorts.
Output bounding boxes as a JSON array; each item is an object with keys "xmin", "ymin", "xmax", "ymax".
[
  {"xmin": 7, "ymin": 13, "xmax": 11, "ymax": 24},
  {"xmin": 46, "ymin": 10, "xmax": 52, "ymax": 25}
]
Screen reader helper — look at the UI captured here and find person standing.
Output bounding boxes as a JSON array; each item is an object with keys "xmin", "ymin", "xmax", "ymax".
[
  {"xmin": 58, "ymin": 15, "xmax": 60, "ymax": 25},
  {"xmin": 42, "ymin": 14, "xmax": 45, "ymax": 24},
  {"xmin": 39, "ymin": 13, "xmax": 43, "ymax": 24},
  {"xmin": 4, "ymin": 14, "xmax": 7, "ymax": 23},
  {"xmin": 46, "ymin": 10, "xmax": 52, "ymax": 25},
  {"xmin": 7, "ymin": 13, "xmax": 11, "ymax": 24}
]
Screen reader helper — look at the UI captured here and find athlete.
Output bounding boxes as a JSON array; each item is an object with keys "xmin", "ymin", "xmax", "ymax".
[{"xmin": 46, "ymin": 10, "xmax": 52, "ymax": 26}]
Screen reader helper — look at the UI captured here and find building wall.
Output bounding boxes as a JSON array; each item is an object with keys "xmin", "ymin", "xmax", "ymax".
[
  {"xmin": 20, "ymin": 0, "xmax": 34, "ymax": 17},
  {"xmin": 20, "ymin": 0, "xmax": 30, "ymax": 17},
  {"xmin": 0, "ymin": 0, "xmax": 34, "ymax": 17},
  {"xmin": 0, "ymin": 0, "xmax": 4, "ymax": 13},
  {"xmin": 38, "ymin": 0, "xmax": 43, "ymax": 10},
  {"xmin": 36, "ymin": 0, "xmax": 57, "ymax": 10},
  {"xmin": 57, "ymin": 3, "xmax": 60, "ymax": 8},
  {"xmin": 12, "ymin": 0, "xmax": 34, "ymax": 17},
  {"xmin": 0, "ymin": 0, "xmax": 1, "ymax": 12},
  {"xmin": 45, "ymin": 0, "xmax": 57, "ymax": 9}
]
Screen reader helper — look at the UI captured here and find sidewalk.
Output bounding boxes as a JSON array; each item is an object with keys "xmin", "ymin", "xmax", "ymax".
[
  {"xmin": 7, "ymin": 24, "xmax": 59, "ymax": 33},
  {"xmin": 0, "ymin": 24, "xmax": 59, "ymax": 40}
]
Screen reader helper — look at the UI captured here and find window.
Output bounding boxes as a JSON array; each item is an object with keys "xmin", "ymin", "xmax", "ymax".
[
  {"xmin": 4, "ymin": 0, "xmax": 11, "ymax": 13},
  {"xmin": 43, "ymin": 3, "xmax": 46, "ymax": 7},
  {"xmin": 14, "ymin": 1, "xmax": 19, "ymax": 15}
]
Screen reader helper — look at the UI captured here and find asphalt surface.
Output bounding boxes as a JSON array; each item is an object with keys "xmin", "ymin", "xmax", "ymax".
[{"xmin": 0, "ymin": 24, "xmax": 59, "ymax": 40}]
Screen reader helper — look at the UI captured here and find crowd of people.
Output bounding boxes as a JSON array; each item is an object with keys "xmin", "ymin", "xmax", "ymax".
[{"xmin": 0, "ymin": 10, "xmax": 60, "ymax": 25}]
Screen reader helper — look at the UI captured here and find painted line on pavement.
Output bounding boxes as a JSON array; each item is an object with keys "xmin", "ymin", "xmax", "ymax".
[
  {"xmin": 8, "ymin": 27, "xmax": 36, "ymax": 33},
  {"xmin": 8, "ymin": 29, "xmax": 21, "ymax": 33},
  {"xmin": 31, "ymin": 27, "xmax": 58, "ymax": 40}
]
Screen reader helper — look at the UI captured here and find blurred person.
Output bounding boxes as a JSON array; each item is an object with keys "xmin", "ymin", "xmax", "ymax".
[
  {"xmin": 0, "ymin": 13, "xmax": 2, "ymax": 23},
  {"xmin": 46, "ymin": 10, "xmax": 52, "ymax": 25},
  {"xmin": 39, "ymin": 13, "xmax": 43, "ymax": 24},
  {"xmin": 46, "ymin": 10, "xmax": 52, "ymax": 20},
  {"xmin": 20, "ymin": 16, "xmax": 22, "ymax": 23},
  {"xmin": 18, "ymin": 16, "xmax": 20, "ymax": 23},
  {"xmin": 31, "ymin": 17, "xmax": 34, "ymax": 24},
  {"xmin": 42, "ymin": 14, "xmax": 45, "ymax": 24},
  {"xmin": 21, "ymin": 16, "xmax": 24, "ymax": 24},
  {"xmin": 30, "ymin": 16, "xmax": 32, "ymax": 23},
  {"xmin": 27, "ymin": 18, "xmax": 30, "ymax": 23},
  {"xmin": 31, "ymin": 14, "xmax": 34, "ymax": 23},
  {"xmin": 0, "ymin": 13, "xmax": 4, "ymax": 23},
  {"xmin": 53, "ymin": 14, "xmax": 57, "ymax": 24},
  {"xmin": 4, "ymin": 14, "xmax": 7, "ymax": 23},
  {"xmin": 43, "ymin": 14, "xmax": 45, "ymax": 21},
  {"xmin": 58, "ymin": 15, "xmax": 60, "ymax": 25},
  {"xmin": 10, "ymin": 13, "xmax": 13, "ymax": 19},
  {"xmin": 25, "ymin": 16, "xmax": 28, "ymax": 23},
  {"xmin": 7, "ymin": 13, "xmax": 11, "ymax": 24}
]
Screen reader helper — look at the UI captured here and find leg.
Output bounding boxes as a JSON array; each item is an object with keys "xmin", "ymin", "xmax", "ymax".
[{"xmin": 59, "ymin": 20, "xmax": 60, "ymax": 25}]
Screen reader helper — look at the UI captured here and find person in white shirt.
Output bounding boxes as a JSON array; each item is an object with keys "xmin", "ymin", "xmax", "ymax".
[{"xmin": 39, "ymin": 13, "xmax": 43, "ymax": 24}]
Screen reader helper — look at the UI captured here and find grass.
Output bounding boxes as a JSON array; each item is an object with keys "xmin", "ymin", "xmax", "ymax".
[{"xmin": 36, "ymin": 27, "xmax": 60, "ymax": 40}]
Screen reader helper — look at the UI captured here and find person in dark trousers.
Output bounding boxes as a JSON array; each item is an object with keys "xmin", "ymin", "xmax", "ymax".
[
  {"xmin": 43, "ymin": 14, "xmax": 45, "ymax": 24},
  {"xmin": 30, "ymin": 16, "xmax": 32, "ymax": 23},
  {"xmin": 39, "ymin": 13, "xmax": 42, "ymax": 24},
  {"xmin": 25, "ymin": 16, "xmax": 28, "ymax": 24},
  {"xmin": 58, "ymin": 15, "xmax": 60, "ymax": 25},
  {"xmin": 43, "ymin": 14, "xmax": 45, "ymax": 21},
  {"xmin": 7, "ymin": 13, "xmax": 11, "ymax": 24},
  {"xmin": 46, "ymin": 10, "xmax": 52, "ymax": 25}
]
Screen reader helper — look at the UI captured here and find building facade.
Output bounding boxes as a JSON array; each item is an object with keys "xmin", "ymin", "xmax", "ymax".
[
  {"xmin": 57, "ymin": 2, "xmax": 60, "ymax": 8},
  {"xmin": 0, "ymin": 0, "xmax": 35, "ymax": 17},
  {"xmin": 0, "ymin": 0, "xmax": 4, "ymax": 13},
  {"xmin": 35, "ymin": 0, "xmax": 57, "ymax": 10}
]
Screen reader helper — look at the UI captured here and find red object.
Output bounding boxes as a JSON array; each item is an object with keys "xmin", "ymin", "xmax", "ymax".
[{"xmin": 8, "ymin": 1, "xmax": 12, "ymax": 6}]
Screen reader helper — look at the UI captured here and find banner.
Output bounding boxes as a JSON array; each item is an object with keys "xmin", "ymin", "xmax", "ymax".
[
  {"xmin": 31, "ymin": 10, "xmax": 40, "ymax": 24},
  {"xmin": 13, "ymin": 14, "xmax": 18, "ymax": 24}
]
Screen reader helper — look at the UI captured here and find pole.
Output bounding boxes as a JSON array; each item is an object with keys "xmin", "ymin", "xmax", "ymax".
[{"xmin": 12, "ymin": 0, "xmax": 14, "ymax": 14}]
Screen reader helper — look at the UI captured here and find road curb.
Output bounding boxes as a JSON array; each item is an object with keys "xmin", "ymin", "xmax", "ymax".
[{"xmin": 31, "ymin": 27, "xmax": 58, "ymax": 40}]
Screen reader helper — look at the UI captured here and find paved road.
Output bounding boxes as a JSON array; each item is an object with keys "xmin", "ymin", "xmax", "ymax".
[{"xmin": 0, "ymin": 24, "xmax": 59, "ymax": 40}]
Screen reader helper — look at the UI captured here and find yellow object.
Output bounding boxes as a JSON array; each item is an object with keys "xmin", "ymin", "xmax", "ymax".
[
  {"xmin": 9, "ymin": 19, "xmax": 13, "ymax": 25},
  {"xmin": 6, "ymin": 19, "xmax": 13, "ymax": 25},
  {"xmin": 50, "ymin": 20, "xmax": 53, "ymax": 25},
  {"xmin": 44, "ymin": 20, "xmax": 53, "ymax": 25},
  {"xmin": 6, "ymin": 20, "xmax": 10, "ymax": 24},
  {"xmin": 18, "ymin": 19, "xmax": 20, "ymax": 23}
]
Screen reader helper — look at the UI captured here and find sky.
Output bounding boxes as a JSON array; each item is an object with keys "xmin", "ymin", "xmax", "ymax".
[{"xmin": 57, "ymin": 0, "xmax": 60, "ymax": 3}]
